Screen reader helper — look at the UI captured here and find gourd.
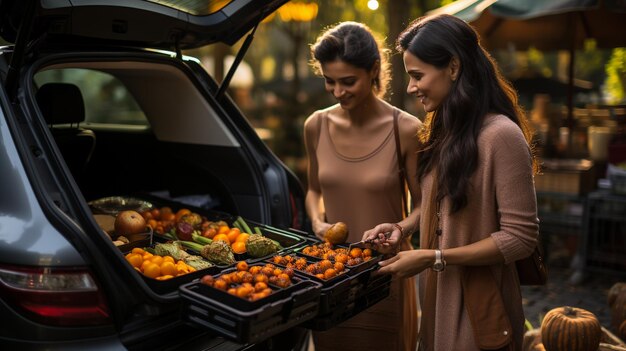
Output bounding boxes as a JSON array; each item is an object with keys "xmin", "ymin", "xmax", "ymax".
[
  {"xmin": 541, "ymin": 306, "xmax": 601, "ymax": 351},
  {"xmin": 608, "ymin": 282, "xmax": 626, "ymax": 339}
]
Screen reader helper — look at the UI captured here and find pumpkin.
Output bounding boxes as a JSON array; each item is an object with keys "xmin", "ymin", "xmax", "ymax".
[
  {"xmin": 541, "ymin": 306, "xmax": 601, "ymax": 351},
  {"xmin": 608, "ymin": 282, "xmax": 626, "ymax": 337}
]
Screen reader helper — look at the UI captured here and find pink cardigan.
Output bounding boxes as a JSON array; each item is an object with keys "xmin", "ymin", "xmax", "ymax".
[{"xmin": 418, "ymin": 114, "xmax": 539, "ymax": 350}]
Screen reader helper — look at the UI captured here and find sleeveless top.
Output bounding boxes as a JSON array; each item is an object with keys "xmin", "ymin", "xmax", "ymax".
[
  {"xmin": 315, "ymin": 109, "xmax": 404, "ymax": 242},
  {"xmin": 311, "ymin": 108, "xmax": 418, "ymax": 351}
]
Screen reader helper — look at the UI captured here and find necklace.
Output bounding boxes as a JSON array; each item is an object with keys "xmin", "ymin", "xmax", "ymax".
[{"xmin": 435, "ymin": 199, "xmax": 443, "ymax": 237}]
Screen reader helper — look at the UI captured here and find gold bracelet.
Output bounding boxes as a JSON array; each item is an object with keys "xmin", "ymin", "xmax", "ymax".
[{"xmin": 393, "ymin": 223, "xmax": 404, "ymax": 238}]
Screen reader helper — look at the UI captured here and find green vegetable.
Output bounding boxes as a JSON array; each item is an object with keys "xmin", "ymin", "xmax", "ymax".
[
  {"xmin": 160, "ymin": 228, "xmax": 177, "ymax": 241},
  {"xmin": 246, "ymin": 234, "xmax": 279, "ymax": 258},
  {"xmin": 192, "ymin": 231, "xmax": 212, "ymax": 245},
  {"xmin": 254, "ymin": 226, "xmax": 263, "ymax": 235},
  {"xmin": 178, "ymin": 240, "xmax": 235, "ymax": 266},
  {"xmin": 183, "ymin": 256, "xmax": 214, "ymax": 270},
  {"xmin": 235, "ymin": 216, "xmax": 253, "ymax": 234},
  {"xmin": 154, "ymin": 242, "xmax": 189, "ymax": 260},
  {"xmin": 201, "ymin": 241, "xmax": 235, "ymax": 265},
  {"xmin": 179, "ymin": 240, "xmax": 204, "ymax": 253},
  {"xmin": 272, "ymin": 239, "xmax": 283, "ymax": 249},
  {"xmin": 232, "ymin": 221, "xmax": 244, "ymax": 232}
]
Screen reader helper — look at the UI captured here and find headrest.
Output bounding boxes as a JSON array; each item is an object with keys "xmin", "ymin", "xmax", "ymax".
[{"xmin": 36, "ymin": 83, "xmax": 86, "ymax": 125}]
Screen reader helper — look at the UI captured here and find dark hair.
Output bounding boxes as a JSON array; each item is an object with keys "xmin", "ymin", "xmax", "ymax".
[
  {"xmin": 396, "ymin": 14, "xmax": 536, "ymax": 213},
  {"xmin": 310, "ymin": 21, "xmax": 390, "ymax": 97}
]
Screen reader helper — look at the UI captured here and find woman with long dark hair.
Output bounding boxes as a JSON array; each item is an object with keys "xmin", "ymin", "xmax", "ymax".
[{"xmin": 364, "ymin": 14, "xmax": 539, "ymax": 350}]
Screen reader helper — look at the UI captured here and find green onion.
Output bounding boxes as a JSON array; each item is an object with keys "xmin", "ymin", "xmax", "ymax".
[
  {"xmin": 192, "ymin": 231, "xmax": 213, "ymax": 245},
  {"xmin": 236, "ymin": 216, "xmax": 253, "ymax": 234},
  {"xmin": 178, "ymin": 240, "xmax": 205, "ymax": 253}
]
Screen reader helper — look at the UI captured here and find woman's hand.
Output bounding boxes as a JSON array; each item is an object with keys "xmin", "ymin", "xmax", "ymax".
[
  {"xmin": 362, "ymin": 223, "xmax": 402, "ymax": 254},
  {"xmin": 313, "ymin": 221, "xmax": 332, "ymax": 241},
  {"xmin": 377, "ymin": 249, "xmax": 435, "ymax": 278}
]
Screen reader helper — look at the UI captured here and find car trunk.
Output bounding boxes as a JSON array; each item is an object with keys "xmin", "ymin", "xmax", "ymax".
[
  {"xmin": 0, "ymin": 0, "xmax": 311, "ymax": 346},
  {"xmin": 12, "ymin": 48, "xmax": 303, "ymax": 348}
]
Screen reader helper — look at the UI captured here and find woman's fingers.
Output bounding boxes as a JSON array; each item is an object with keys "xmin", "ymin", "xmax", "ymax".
[
  {"xmin": 379, "ymin": 254, "xmax": 400, "ymax": 267},
  {"xmin": 362, "ymin": 223, "xmax": 390, "ymax": 241},
  {"xmin": 376, "ymin": 251, "xmax": 427, "ymax": 278}
]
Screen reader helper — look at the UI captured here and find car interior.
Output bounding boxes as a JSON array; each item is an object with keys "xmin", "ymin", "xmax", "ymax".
[
  {"xmin": 32, "ymin": 57, "xmax": 279, "ymax": 222},
  {"xmin": 36, "ymin": 82, "xmax": 97, "ymax": 183}
]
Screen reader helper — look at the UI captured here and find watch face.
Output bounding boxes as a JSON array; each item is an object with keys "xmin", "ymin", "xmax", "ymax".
[{"xmin": 433, "ymin": 262, "xmax": 444, "ymax": 272}]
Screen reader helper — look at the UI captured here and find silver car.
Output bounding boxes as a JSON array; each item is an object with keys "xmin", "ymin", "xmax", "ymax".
[{"xmin": 0, "ymin": 0, "xmax": 311, "ymax": 349}]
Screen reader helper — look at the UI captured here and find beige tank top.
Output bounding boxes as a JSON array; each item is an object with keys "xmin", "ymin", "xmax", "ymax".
[{"xmin": 316, "ymin": 109, "xmax": 404, "ymax": 242}]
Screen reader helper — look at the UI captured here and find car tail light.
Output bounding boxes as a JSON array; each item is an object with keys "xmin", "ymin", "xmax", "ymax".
[{"xmin": 0, "ymin": 264, "xmax": 111, "ymax": 326}]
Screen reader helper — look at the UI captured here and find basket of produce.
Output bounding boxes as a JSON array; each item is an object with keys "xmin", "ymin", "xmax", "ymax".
[
  {"xmin": 180, "ymin": 261, "xmax": 322, "ymax": 344},
  {"xmin": 93, "ymin": 210, "xmax": 153, "ymax": 251},
  {"xmin": 123, "ymin": 241, "xmax": 219, "ymax": 294},
  {"xmin": 304, "ymin": 264, "xmax": 392, "ymax": 331},
  {"xmin": 141, "ymin": 205, "xmax": 305, "ymax": 264},
  {"xmin": 266, "ymin": 253, "xmax": 351, "ymax": 285},
  {"xmin": 89, "ymin": 196, "xmax": 152, "ymax": 216},
  {"xmin": 297, "ymin": 241, "xmax": 382, "ymax": 276}
]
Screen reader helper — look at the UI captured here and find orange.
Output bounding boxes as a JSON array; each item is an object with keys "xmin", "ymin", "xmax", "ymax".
[
  {"xmin": 163, "ymin": 256, "xmax": 175, "ymax": 264},
  {"xmin": 143, "ymin": 263, "xmax": 161, "ymax": 279},
  {"xmin": 141, "ymin": 260, "xmax": 152, "ymax": 272},
  {"xmin": 147, "ymin": 219, "xmax": 158, "ymax": 229},
  {"xmin": 235, "ymin": 233, "xmax": 250, "ymax": 243},
  {"xmin": 149, "ymin": 255, "xmax": 164, "ymax": 266},
  {"xmin": 126, "ymin": 253, "xmax": 143, "ymax": 269},
  {"xmin": 232, "ymin": 241, "xmax": 247, "ymax": 254},
  {"xmin": 150, "ymin": 208, "xmax": 161, "ymax": 220},
  {"xmin": 227, "ymin": 228, "xmax": 241, "ymax": 243},
  {"xmin": 160, "ymin": 261, "xmax": 177, "ymax": 276},
  {"xmin": 202, "ymin": 227, "xmax": 217, "ymax": 239},
  {"xmin": 161, "ymin": 212, "xmax": 176, "ymax": 222},
  {"xmin": 324, "ymin": 268, "xmax": 337, "ymax": 279},
  {"xmin": 176, "ymin": 261, "xmax": 190, "ymax": 275},
  {"xmin": 217, "ymin": 225, "xmax": 230, "ymax": 235},
  {"xmin": 349, "ymin": 247, "xmax": 362, "ymax": 259},
  {"xmin": 213, "ymin": 233, "xmax": 230, "ymax": 245},
  {"xmin": 175, "ymin": 208, "xmax": 191, "ymax": 222},
  {"xmin": 236, "ymin": 261, "xmax": 248, "ymax": 271},
  {"xmin": 131, "ymin": 247, "xmax": 145, "ymax": 255}
]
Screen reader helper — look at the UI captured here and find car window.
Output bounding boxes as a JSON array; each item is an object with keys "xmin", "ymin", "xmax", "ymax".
[{"xmin": 34, "ymin": 69, "xmax": 148, "ymax": 126}]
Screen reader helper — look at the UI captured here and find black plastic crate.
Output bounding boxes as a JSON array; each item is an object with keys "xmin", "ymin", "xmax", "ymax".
[
  {"xmin": 121, "ymin": 238, "xmax": 223, "ymax": 295},
  {"xmin": 295, "ymin": 241, "xmax": 383, "ymax": 276},
  {"xmin": 582, "ymin": 191, "xmax": 626, "ymax": 276},
  {"xmin": 304, "ymin": 265, "xmax": 392, "ymax": 331},
  {"xmin": 242, "ymin": 227, "xmax": 307, "ymax": 263},
  {"xmin": 179, "ymin": 270, "xmax": 322, "ymax": 344},
  {"xmin": 265, "ymin": 253, "xmax": 352, "ymax": 285}
]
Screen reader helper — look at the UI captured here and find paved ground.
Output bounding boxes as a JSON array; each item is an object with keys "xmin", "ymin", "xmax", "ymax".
[{"xmin": 521, "ymin": 262, "xmax": 624, "ymax": 332}]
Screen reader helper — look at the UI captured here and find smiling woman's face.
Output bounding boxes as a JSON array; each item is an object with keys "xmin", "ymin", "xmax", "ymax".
[
  {"xmin": 320, "ymin": 59, "xmax": 376, "ymax": 110},
  {"xmin": 403, "ymin": 51, "xmax": 454, "ymax": 113}
]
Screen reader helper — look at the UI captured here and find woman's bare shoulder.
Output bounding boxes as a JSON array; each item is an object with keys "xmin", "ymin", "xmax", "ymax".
[
  {"xmin": 304, "ymin": 105, "xmax": 341, "ymax": 129},
  {"xmin": 395, "ymin": 108, "xmax": 422, "ymax": 139}
]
